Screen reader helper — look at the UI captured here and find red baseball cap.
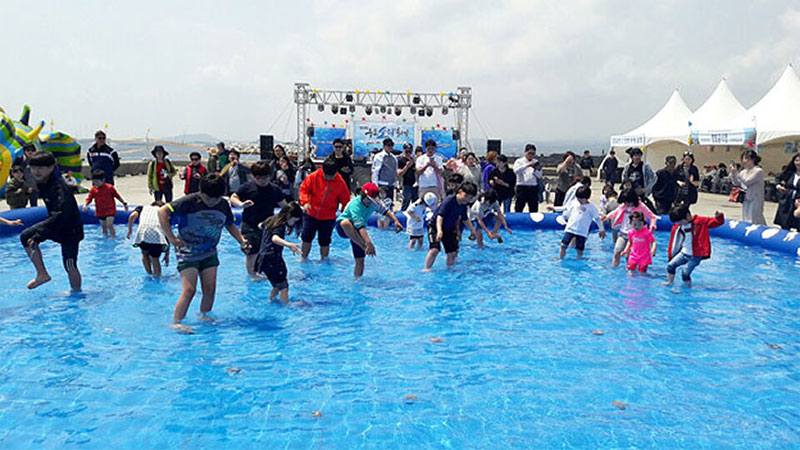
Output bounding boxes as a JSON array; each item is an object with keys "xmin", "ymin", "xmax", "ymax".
[{"xmin": 361, "ymin": 182, "xmax": 379, "ymax": 198}]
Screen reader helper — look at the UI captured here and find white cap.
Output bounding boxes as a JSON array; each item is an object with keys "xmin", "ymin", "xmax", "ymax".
[{"xmin": 423, "ymin": 192, "xmax": 438, "ymax": 207}]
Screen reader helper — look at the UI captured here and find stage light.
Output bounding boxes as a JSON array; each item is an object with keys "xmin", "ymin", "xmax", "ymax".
[
  {"xmin": 340, "ymin": 108, "xmax": 347, "ymax": 115},
  {"xmin": 426, "ymin": 107, "xmax": 433, "ymax": 117},
  {"xmin": 379, "ymin": 106, "xmax": 387, "ymax": 114},
  {"xmin": 448, "ymin": 94, "xmax": 459, "ymax": 103},
  {"xmin": 410, "ymin": 106, "xmax": 417, "ymax": 114},
  {"xmin": 317, "ymin": 104, "xmax": 324, "ymax": 112},
  {"xmin": 345, "ymin": 93, "xmax": 354, "ymax": 102},
  {"xmin": 349, "ymin": 105, "xmax": 356, "ymax": 113},
  {"xmin": 365, "ymin": 105, "xmax": 373, "ymax": 115},
  {"xmin": 418, "ymin": 108, "xmax": 425, "ymax": 117},
  {"xmin": 331, "ymin": 105, "xmax": 339, "ymax": 114},
  {"xmin": 442, "ymin": 106, "xmax": 448, "ymax": 115},
  {"xmin": 412, "ymin": 95, "xmax": 421, "ymax": 104},
  {"xmin": 395, "ymin": 106, "xmax": 402, "ymax": 116}
]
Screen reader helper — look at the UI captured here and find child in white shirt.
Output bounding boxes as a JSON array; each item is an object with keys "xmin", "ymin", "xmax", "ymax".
[
  {"xmin": 405, "ymin": 192, "xmax": 437, "ymax": 249},
  {"xmin": 558, "ymin": 186, "xmax": 606, "ymax": 259}
]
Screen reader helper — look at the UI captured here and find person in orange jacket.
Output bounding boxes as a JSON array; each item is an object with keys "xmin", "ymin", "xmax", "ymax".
[
  {"xmin": 298, "ymin": 158, "xmax": 351, "ymax": 260},
  {"xmin": 663, "ymin": 203, "xmax": 724, "ymax": 286}
]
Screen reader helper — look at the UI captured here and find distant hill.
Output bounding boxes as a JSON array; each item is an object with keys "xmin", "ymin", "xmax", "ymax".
[{"xmin": 159, "ymin": 133, "xmax": 222, "ymax": 145}]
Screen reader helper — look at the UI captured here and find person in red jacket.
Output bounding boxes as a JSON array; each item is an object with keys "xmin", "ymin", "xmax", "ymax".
[
  {"xmin": 663, "ymin": 203, "xmax": 724, "ymax": 286},
  {"xmin": 82, "ymin": 170, "xmax": 128, "ymax": 238},
  {"xmin": 180, "ymin": 152, "xmax": 207, "ymax": 194},
  {"xmin": 298, "ymin": 158, "xmax": 351, "ymax": 260}
]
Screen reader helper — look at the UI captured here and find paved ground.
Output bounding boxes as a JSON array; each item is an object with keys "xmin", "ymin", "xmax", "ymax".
[{"xmin": 1, "ymin": 173, "xmax": 779, "ymax": 225}]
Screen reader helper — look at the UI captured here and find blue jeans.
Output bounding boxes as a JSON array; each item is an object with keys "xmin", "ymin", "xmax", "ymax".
[
  {"xmin": 401, "ymin": 185, "xmax": 418, "ymax": 211},
  {"xmin": 666, "ymin": 253, "xmax": 703, "ymax": 281},
  {"xmin": 502, "ymin": 198, "xmax": 512, "ymax": 213}
]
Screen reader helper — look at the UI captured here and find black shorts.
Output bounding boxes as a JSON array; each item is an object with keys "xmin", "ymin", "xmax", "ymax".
[
  {"xmin": 427, "ymin": 223, "xmax": 459, "ymax": 253},
  {"xmin": 138, "ymin": 242, "xmax": 167, "ymax": 258},
  {"xmin": 241, "ymin": 223, "xmax": 263, "ymax": 256},
  {"xmin": 20, "ymin": 223, "xmax": 80, "ymax": 267},
  {"xmin": 259, "ymin": 257, "xmax": 288, "ymax": 290},
  {"xmin": 561, "ymin": 232, "xmax": 587, "ymax": 251},
  {"xmin": 336, "ymin": 221, "xmax": 366, "ymax": 259},
  {"xmin": 301, "ymin": 214, "xmax": 335, "ymax": 247}
]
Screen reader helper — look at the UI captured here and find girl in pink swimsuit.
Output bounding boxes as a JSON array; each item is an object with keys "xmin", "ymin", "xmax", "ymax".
[{"xmin": 622, "ymin": 211, "xmax": 657, "ymax": 273}]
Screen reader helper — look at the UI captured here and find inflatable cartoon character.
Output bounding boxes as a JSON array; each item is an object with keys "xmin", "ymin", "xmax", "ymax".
[{"xmin": 0, "ymin": 105, "xmax": 82, "ymax": 196}]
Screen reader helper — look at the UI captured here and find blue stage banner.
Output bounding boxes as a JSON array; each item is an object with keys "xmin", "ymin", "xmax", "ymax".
[
  {"xmin": 352, "ymin": 122, "xmax": 414, "ymax": 158},
  {"xmin": 311, "ymin": 127, "xmax": 347, "ymax": 158},
  {"xmin": 421, "ymin": 129, "xmax": 456, "ymax": 159}
]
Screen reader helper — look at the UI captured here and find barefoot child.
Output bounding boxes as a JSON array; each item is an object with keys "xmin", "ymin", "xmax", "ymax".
[
  {"xmin": 127, "ymin": 201, "xmax": 170, "ymax": 277},
  {"xmin": 158, "ymin": 173, "xmax": 250, "ymax": 325},
  {"xmin": 469, "ymin": 188, "xmax": 512, "ymax": 247},
  {"xmin": 336, "ymin": 182, "xmax": 403, "ymax": 277},
  {"xmin": 559, "ymin": 186, "xmax": 606, "ymax": 259},
  {"xmin": 405, "ymin": 192, "xmax": 437, "ymax": 250},
  {"xmin": 18, "ymin": 151, "xmax": 84, "ymax": 291},
  {"xmin": 605, "ymin": 189, "xmax": 658, "ymax": 267},
  {"xmin": 663, "ymin": 204, "xmax": 724, "ymax": 286},
  {"xmin": 83, "ymin": 170, "xmax": 128, "ymax": 238},
  {"xmin": 376, "ymin": 187, "xmax": 394, "ymax": 230},
  {"xmin": 621, "ymin": 211, "xmax": 656, "ymax": 273},
  {"xmin": 424, "ymin": 181, "xmax": 480, "ymax": 270},
  {"xmin": 256, "ymin": 202, "xmax": 303, "ymax": 303}
]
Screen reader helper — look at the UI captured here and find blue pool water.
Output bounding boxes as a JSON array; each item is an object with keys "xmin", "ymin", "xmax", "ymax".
[{"xmin": 0, "ymin": 227, "xmax": 798, "ymax": 448}]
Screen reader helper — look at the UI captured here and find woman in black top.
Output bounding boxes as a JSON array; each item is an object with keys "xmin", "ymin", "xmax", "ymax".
[
  {"xmin": 488, "ymin": 155, "xmax": 517, "ymax": 213},
  {"xmin": 675, "ymin": 151, "xmax": 700, "ymax": 205},
  {"xmin": 774, "ymin": 153, "xmax": 800, "ymax": 230}
]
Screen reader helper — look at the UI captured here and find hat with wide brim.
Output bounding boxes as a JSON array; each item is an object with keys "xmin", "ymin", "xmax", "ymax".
[{"xmin": 151, "ymin": 145, "xmax": 169, "ymax": 157}]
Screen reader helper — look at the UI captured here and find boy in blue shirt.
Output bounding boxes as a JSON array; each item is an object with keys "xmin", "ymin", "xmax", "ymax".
[
  {"xmin": 424, "ymin": 181, "xmax": 479, "ymax": 271},
  {"xmin": 158, "ymin": 173, "xmax": 250, "ymax": 328},
  {"xmin": 336, "ymin": 182, "xmax": 403, "ymax": 277}
]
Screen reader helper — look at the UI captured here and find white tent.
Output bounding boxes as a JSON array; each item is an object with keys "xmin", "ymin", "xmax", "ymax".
[
  {"xmin": 690, "ymin": 78, "xmax": 754, "ymax": 145},
  {"xmin": 610, "ymin": 89, "xmax": 691, "ymax": 164},
  {"xmin": 749, "ymin": 64, "xmax": 800, "ymax": 145}
]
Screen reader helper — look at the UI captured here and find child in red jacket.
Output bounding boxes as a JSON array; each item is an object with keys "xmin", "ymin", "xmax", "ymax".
[
  {"xmin": 663, "ymin": 203, "xmax": 724, "ymax": 286},
  {"xmin": 83, "ymin": 170, "xmax": 128, "ymax": 238}
]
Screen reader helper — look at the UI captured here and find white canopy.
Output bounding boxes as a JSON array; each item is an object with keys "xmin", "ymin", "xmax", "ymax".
[
  {"xmin": 690, "ymin": 78, "xmax": 754, "ymax": 146},
  {"xmin": 610, "ymin": 89, "xmax": 691, "ymax": 148},
  {"xmin": 748, "ymin": 65, "xmax": 800, "ymax": 145}
]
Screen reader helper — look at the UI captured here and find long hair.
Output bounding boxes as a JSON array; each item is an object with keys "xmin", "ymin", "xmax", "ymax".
[
  {"xmin": 261, "ymin": 201, "xmax": 303, "ymax": 233},
  {"xmin": 777, "ymin": 153, "xmax": 800, "ymax": 182}
]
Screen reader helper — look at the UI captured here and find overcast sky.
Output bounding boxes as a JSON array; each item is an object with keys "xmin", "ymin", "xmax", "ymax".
[{"xmin": 3, "ymin": 0, "xmax": 799, "ymax": 144}]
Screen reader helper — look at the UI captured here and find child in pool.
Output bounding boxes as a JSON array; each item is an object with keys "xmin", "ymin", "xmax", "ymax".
[
  {"xmin": 83, "ymin": 169, "xmax": 128, "ymax": 238},
  {"xmin": 621, "ymin": 211, "xmax": 656, "ymax": 273},
  {"xmin": 601, "ymin": 186, "xmax": 620, "ymax": 241},
  {"xmin": 376, "ymin": 186, "xmax": 395, "ymax": 230},
  {"xmin": 663, "ymin": 204, "xmax": 724, "ymax": 287},
  {"xmin": 558, "ymin": 186, "xmax": 606, "ymax": 259},
  {"xmin": 256, "ymin": 201, "xmax": 303, "ymax": 303},
  {"xmin": 424, "ymin": 181, "xmax": 480, "ymax": 270},
  {"xmin": 127, "ymin": 201, "xmax": 170, "ymax": 277},
  {"xmin": 336, "ymin": 182, "xmax": 403, "ymax": 277},
  {"xmin": 468, "ymin": 188, "xmax": 512, "ymax": 247},
  {"xmin": 605, "ymin": 189, "xmax": 657, "ymax": 267},
  {"xmin": 405, "ymin": 192, "xmax": 437, "ymax": 250}
]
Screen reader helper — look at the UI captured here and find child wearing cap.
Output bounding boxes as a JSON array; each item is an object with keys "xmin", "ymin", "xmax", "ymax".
[
  {"xmin": 83, "ymin": 169, "xmax": 128, "ymax": 238},
  {"xmin": 424, "ymin": 181, "xmax": 480, "ymax": 271},
  {"xmin": 405, "ymin": 192, "xmax": 437, "ymax": 250},
  {"xmin": 335, "ymin": 182, "xmax": 403, "ymax": 277}
]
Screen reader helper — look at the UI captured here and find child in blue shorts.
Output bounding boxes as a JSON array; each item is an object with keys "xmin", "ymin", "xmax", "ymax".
[{"xmin": 336, "ymin": 182, "xmax": 403, "ymax": 277}]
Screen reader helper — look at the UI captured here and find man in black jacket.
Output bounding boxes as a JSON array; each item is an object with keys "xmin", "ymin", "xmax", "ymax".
[
  {"xmin": 87, "ymin": 130, "xmax": 120, "ymax": 185},
  {"xmin": 19, "ymin": 152, "xmax": 84, "ymax": 292},
  {"xmin": 652, "ymin": 155, "xmax": 680, "ymax": 214}
]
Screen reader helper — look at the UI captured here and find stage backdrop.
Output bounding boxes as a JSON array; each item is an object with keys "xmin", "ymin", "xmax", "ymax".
[
  {"xmin": 421, "ymin": 129, "xmax": 456, "ymax": 159},
  {"xmin": 353, "ymin": 122, "xmax": 413, "ymax": 158},
  {"xmin": 311, "ymin": 127, "xmax": 347, "ymax": 158}
]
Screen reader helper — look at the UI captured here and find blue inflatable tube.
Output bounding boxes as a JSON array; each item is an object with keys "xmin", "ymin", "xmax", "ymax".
[{"xmin": 3, "ymin": 208, "xmax": 799, "ymax": 258}]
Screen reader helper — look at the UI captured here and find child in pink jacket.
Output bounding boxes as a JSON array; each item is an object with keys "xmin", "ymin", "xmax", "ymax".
[{"xmin": 605, "ymin": 189, "xmax": 658, "ymax": 267}]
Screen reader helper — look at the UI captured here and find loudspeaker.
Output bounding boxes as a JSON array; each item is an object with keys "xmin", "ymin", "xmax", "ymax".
[
  {"xmin": 487, "ymin": 139, "xmax": 501, "ymax": 153},
  {"xmin": 306, "ymin": 126, "xmax": 315, "ymax": 137},
  {"xmin": 259, "ymin": 135, "xmax": 274, "ymax": 161},
  {"xmin": 452, "ymin": 130, "xmax": 461, "ymax": 141}
]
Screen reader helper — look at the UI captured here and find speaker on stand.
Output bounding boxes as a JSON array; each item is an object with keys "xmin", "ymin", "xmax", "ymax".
[
  {"xmin": 487, "ymin": 139, "xmax": 502, "ymax": 154},
  {"xmin": 259, "ymin": 135, "xmax": 274, "ymax": 161}
]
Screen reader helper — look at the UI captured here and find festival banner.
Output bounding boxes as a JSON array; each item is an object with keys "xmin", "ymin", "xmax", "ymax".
[
  {"xmin": 311, "ymin": 127, "xmax": 347, "ymax": 158},
  {"xmin": 695, "ymin": 130, "xmax": 751, "ymax": 146},
  {"xmin": 352, "ymin": 122, "xmax": 413, "ymax": 158},
  {"xmin": 610, "ymin": 135, "xmax": 645, "ymax": 148},
  {"xmin": 420, "ymin": 129, "xmax": 456, "ymax": 159}
]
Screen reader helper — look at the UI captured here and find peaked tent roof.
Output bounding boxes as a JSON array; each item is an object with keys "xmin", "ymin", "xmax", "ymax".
[
  {"xmin": 748, "ymin": 65, "xmax": 800, "ymax": 145},
  {"xmin": 612, "ymin": 89, "xmax": 692, "ymax": 147},
  {"xmin": 690, "ymin": 78, "xmax": 752, "ymax": 132}
]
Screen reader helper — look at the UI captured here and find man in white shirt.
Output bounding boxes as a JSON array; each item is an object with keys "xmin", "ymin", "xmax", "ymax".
[
  {"xmin": 371, "ymin": 138, "xmax": 398, "ymax": 201},
  {"xmin": 512, "ymin": 143, "xmax": 541, "ymax": 212},
  {"xmin": 416, "ymin": 139, "xmax": 445, "ymax": 206}
]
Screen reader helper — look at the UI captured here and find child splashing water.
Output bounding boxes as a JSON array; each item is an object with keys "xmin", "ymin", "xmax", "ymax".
[
  {"xmin": 620, "ymin": 211, "xmax": 656, "ymax": 274},
  {"xmin": 256, "ymin": 202, "xmax": 304, "ymax": 304},
  {"xmin": 469, "ymin": 188, "xmax": 512, "ymax": 247}
]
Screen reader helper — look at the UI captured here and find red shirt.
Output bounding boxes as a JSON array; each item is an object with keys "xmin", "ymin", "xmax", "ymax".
[
  {"xmin": 86, "ymin": 183, "xmax": 124, "ymax": 217},
  {"xmin": 156, "ymin": 162, "xmax": 167, "ymax": 189}
]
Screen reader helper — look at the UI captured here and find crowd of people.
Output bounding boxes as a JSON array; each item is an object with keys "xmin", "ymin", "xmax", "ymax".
[{"xmin": 4, "ymin": 134, "xmax": 800, "ymax": 331}]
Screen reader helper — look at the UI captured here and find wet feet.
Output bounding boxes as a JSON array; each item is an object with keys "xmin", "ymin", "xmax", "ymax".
[{"xmin": 27, "ymin": 274, "xmax": 52, "ymax": 290}]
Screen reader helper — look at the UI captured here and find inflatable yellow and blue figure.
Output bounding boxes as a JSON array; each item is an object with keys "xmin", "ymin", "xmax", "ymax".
[{"xmin": 0, "ymin": 105, "xmax": 83, "ymax": 196}]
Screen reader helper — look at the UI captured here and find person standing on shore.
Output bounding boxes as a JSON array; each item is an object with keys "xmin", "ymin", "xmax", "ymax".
[
  {"xmin": 773, "ymin": 154, "xmax": 800, "ymax": 231},
  {"xmin": 620, "ymin": 147, "xmax": 657, "ymax": 211},
  {"xmin": 180, "ymin": 152, "xmax": 207, "ymax": 195},
  {"xmin": 371, "ymin": 138, "xmax": 399, "ymax": 202},
  {"xmin": 489, "ymin": 154, "xmax": 517, "ymax": 212},
  {"xmin": 220, "ymin": 150, "xmax": 252, "ymax": 195},
  {"xmin": 416, "ymin": 140, "xmax": 445, "ymax": 205},
  {"xmin": 555, "ymin": 151, "xmax": 581, "ymax": 207},
  {"xmin": 579, "ymin": 150, "xmax": 594, "ymax": 177},
  {"xmin": 652, "ymin": 155, "xmax": 679, "ymax": 214},
  {"xmin": 147, "ymin": 145, "xmax": 176, "ymax": 203},
  {"xmin": 729, "ymin": 150, "xmax": 766, "ymax": 225},
  {"xmin": 513, "ymin": 144, "xmax": 541, "ymax": 212},
  {"xmin": 87, "ymin": 130, "xmax": 120, "ymax": 185},
  {"xmin": 14, "ymin": 144, "xmax": 39, "ymax": 206},
  {"xmin": 329, "ymin": 139, "xmax": 355, "ymax": 193},
  {"xmin": 482, "ymin": 151, "xmax": 497, "ymax": 192},
  {"xmin": 675, "ymin": 151, "xmax": 700, "ymax": 206},
  {"xmin": 599, "ymin": 149, "xmax": 619, "ymax": 188},
  {"xmin": 396, "ymin": 143, "xmax": 418, "ymax": 211}
]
